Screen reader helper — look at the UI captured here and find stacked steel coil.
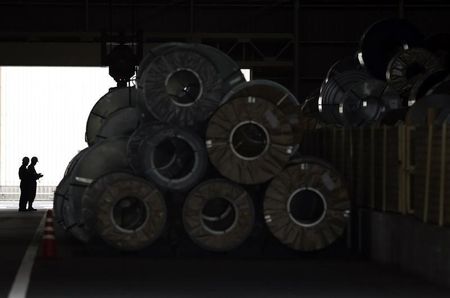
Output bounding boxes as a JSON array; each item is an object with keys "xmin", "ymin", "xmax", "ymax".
[
  {"xmin": 54, "ymin": 42, "xmax": 351, "ymax": 253},
  {"xmin": 301, "ymin": 19, "xmax": 450, "ymax": 229},
  {"xmin": 306, "ymin": 18, "xmax": 450, "ymax": 128}
]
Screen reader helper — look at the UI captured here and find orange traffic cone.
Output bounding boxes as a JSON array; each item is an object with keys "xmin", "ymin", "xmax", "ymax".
[{"xmin": 42, "ymin": 209, "xmax": 57, "ymax": 258}]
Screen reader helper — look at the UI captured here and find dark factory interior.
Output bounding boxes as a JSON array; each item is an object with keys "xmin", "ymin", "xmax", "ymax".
[{"xmin": 1, "ymin": 1, "xmax": 450, "ymax": 297}]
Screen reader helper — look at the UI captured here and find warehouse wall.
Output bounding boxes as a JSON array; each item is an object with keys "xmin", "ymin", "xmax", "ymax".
[{"xmin": 0, "ymin": 67, "xmax": 115, "ymax": 195}]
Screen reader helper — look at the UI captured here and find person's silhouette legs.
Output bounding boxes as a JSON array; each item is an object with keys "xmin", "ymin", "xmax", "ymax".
[
  {"xmin": 18, "ymin": 157, "xmax": 30, "ymax": 212},
  {"xmin": 27, "ymin": 156, "xmax": 42, "ymax": 211}
]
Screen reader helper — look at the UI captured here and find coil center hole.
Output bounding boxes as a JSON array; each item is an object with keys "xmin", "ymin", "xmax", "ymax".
[
  {"xmin": 201, "ymin": 198, "xmax": 237, "ymax": 234},
  {"xmin": 166, "ymin": 69, "xmax": 202, "ymax": 106},
  {"xmin": 153, "ymin": 137, "xmax": 195, "ymax": 180},
  {"xmin": 230, "ymin": 122, "xmax": 269, "ymax": 160},
  {"xmin": 288, "ymin": 189, "xmax": 326, "ymax": 227},
  {"xmin": 112, "ymin": 197, "xmax": 147, "ymax": 231}
]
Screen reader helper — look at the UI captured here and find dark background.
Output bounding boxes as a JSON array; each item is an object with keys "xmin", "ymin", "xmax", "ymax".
[{"xmin": 0, "ymin": 0, "xmax": 449, "ymax": 100}]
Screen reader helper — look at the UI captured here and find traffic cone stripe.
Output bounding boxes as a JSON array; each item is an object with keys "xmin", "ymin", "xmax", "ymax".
[{"xmin": 41, "ymin": 209, "xmax": 57, "ymax": 258}]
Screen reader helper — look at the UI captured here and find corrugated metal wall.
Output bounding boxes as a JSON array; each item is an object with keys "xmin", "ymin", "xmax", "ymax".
[{"xmin": 0, "ymin": 66, "xmax": 116, "ymax": 191}]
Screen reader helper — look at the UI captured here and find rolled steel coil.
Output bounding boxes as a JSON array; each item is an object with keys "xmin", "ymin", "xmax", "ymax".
[
  {"xmin": 63, "ymin": 137, "xmax": 132, "ymax": 242},
  {"xmin": 95, "ymin": 107, "xmax": 140, "ymax": 142},
  {"xmin": 409, "ymin": 69, "xmax": 449, "ymax": 104},
  {"xmin": 343, "ymin": 79, "xmax": 400, "ymax": 126},
  {"xmin": 264, "ymin": 157, "xmax": 350, "ymax": 251},
  {"xmin": 358, "ymin": 18, "xmax": 423, "ymax": 80},
  {"xmin": 221, "ymin": 79, "xmax": 303, "ymax": 146},
  {"xmin": 182, "ymin": 179, "xmax": 255, "ymax": 252},
  {"xmin": 325, "ymin": 55, "xmax": 363, "ymax": 85},
  {"xmin": 127, "ymin": 122, "xmax": 208, "ymax": 191},
  {"xmin": 53, "ymin": 149, "xmax": 88, "ymax": 229},
  {"xmin": 85, "ymin": 87, "xmax": 138, "ymax": 146},
  {"xmin": 136, "ymin": 43, "xmax": 183, "ymax": 88},
  {"xmin": 319, "ymin": 71, "xmax": 370, "ymax": 125},
  {"xmin": 386, "ymin": 48, "xmax": 441, "ymax": 98},
  {"xmin": 425, "ymin": 33, "xmax": 450, "ymax": 71},
  {"xmin": 141, "ymin": 43, "xmax": 245, "ymax": 127},
  {"xmin": 427, "ymin": 78, "xmax": 450, "ymax": 96},
  {"xmin": 206, "ymin": 97, "xmax": 294, "ymax": 185},
  {"xmin": 81, "ymin": 172, "xmax": 167, "ymax": 251}
]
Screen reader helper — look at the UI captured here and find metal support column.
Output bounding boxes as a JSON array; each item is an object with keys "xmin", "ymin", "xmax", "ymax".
[
  {"xmin": 398, "ymin": 0, "xmax": 405, "ymax": 18},
  {"xmin": 84, "ymin": 0, "xmax": 89, "ymax": 31},
  {"xmin": 190, "ymin": 0, "xmax": 195, "ymax": 37},
  {"xmin": 293, "ymin": 0, "xmax": 300, "ymax": 99}
]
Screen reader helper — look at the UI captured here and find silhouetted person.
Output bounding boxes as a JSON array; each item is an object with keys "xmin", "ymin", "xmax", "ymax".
[
  {"xmin": 27, "ymin": 156, "xmax": 43, "ymax": 211},
  {"xmin": 18, "ymin": 157, "xmax": 30, "ymax": 212}
]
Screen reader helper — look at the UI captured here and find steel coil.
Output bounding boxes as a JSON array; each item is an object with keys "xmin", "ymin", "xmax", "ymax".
[
  {"xmin": 63, "ymin": 137, "xmax": 132, "ymax": 242},
  {"xmin": 85, "ymin": 87, "xmax": 138, "ymax": 146},
  {"xmin": 141, "ymin": 43, "xmax": 245, "ymax": 127},
  {"xmin": 127, "ymin": 122, "xmax": 208, "ymax": 191},
  {"xmin": 319, "ymin": 71, "xmax": 370, "ymax": 125},
  {"xmin": 409, "ymin": 69, "xmax": 449, "ymax": 103},
  {"xmin": 82, "ymin": 172, "xmax": 167, "ymax": 250},
  {"xmin": 386, "ymin": 48, "xmax": 440, "ymax": 98},
  {"xmin": 53, "ymin": 149, "xmax": 88, "ymax": 229},
  {"xmin": 425, "ymin": 33, "xmax": 450, "ymax": 71},
  {"xmin": 343, "ymin": 79, "xmax": 400, "ymax": 126},
  {"xmin": 427, "ymin": 78, "xmax": 450, "ymax": 96},
  {"xmin": 206, "ymin": 97, "xmax": 294, "ymax": 185},
  {"xmin": 136, "ymin": 43, "xmax": 183, "ymax": 88},
  {"xmin": 358, "ymin": 18, "xmax": 423, "ymax": 80},
  {"xmin": 221, "ymin": 79, "xmax": 303, "ymax": 145},
  {"xmin": 264, "ymin": 157, "xmax": 350, "ymax": 251},
  {"xmin": 182, "ymin": 179, "xmax": 255, "ymax": 252}
]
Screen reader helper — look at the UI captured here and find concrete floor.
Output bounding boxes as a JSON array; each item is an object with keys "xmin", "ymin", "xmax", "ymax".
[
  {"xmin": 1, "ymin": 210, "xmax": 449, "ymax": 298},
  {"xmin": 0, "ymin": 201, "xmax": 53, "ymax": 210}
]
